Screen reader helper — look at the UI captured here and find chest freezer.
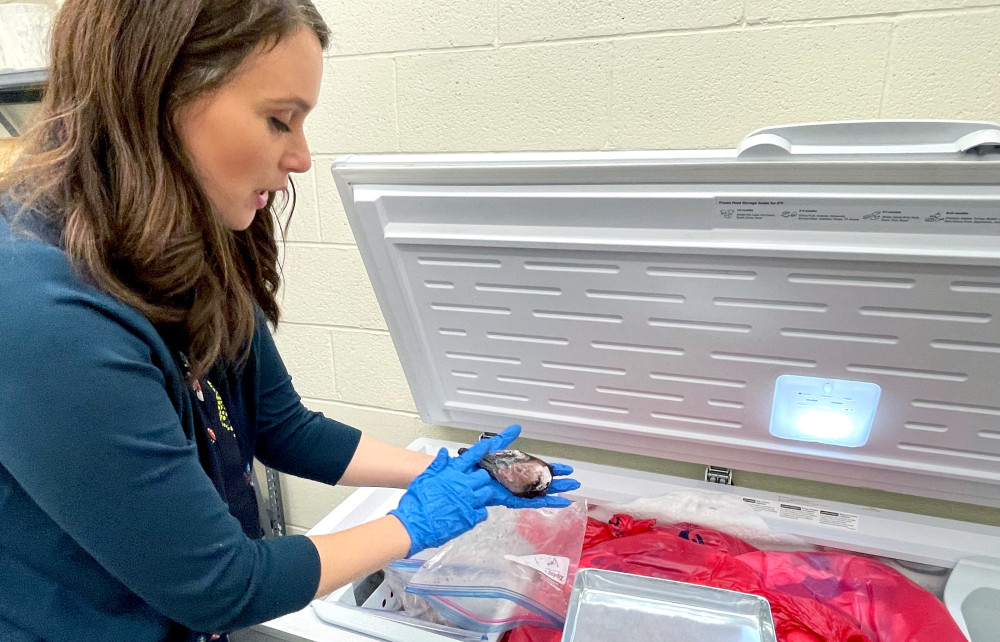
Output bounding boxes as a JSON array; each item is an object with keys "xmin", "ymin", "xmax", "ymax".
[{"xmin": 244, "ymin": 121, "xmax": 1000, "ymax": 642}]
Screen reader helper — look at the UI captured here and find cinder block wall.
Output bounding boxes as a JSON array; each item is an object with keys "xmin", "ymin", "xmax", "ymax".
[{"xmin": 273, "ymin": 0, "xmax": 1000, "ymax": 534}]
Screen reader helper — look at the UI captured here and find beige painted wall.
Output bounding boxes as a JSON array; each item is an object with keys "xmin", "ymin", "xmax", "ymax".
[
  {"xmin": 14, "ymin": 0, "xmax": 996, "ymax": 532},
  {"xmin": 0, "ymin": 1, "xmax": 58, "ymax": 7},
  {"xmin": 271, "ymin": 0, "xmax": 1000, "ymax": 534}
]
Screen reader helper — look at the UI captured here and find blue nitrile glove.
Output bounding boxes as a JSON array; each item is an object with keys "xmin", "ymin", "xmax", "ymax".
[{"xmin": 389, "ymin": 428, "xmax": 520, "ymax": 556}]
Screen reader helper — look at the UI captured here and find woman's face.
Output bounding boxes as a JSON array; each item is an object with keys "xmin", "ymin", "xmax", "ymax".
[{"xmin": 175, "ymin": 27, "xmax": 323, "ymax": 231}]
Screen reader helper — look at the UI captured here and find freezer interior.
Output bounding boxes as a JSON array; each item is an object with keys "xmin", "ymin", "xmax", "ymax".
[
  {"xmin": 252, "ymin": 439, "xmax": 1000, "ymax": 642},
  {"xmin": 249, "ymin": 121, "xmax": 1000, "ymax": 642}
]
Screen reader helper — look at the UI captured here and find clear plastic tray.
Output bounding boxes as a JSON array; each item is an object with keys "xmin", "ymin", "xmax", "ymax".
[{"xmin": 561, "ymin": 569, "xmax": 777, "ymax": 642}]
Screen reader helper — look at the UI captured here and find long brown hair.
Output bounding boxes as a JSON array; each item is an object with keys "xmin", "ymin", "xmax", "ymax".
[{"xmin": 0, "ymin": 0, "xmax": 329, "ymax": 379}]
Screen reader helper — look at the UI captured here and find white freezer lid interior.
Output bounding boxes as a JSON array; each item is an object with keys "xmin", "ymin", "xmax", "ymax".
[{"xmin": 332, "ymin": 121, "xmax": 1000, "ymax": 509}]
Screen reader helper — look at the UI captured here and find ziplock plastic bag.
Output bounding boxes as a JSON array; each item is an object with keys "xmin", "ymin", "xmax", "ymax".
[
  {"xmin": 404, "ymin": 501, "xmax": 587, "ymax": 633},
  {"xmin": 311, "ymin": 599, "xmax": 488, "ymax": 642},
  {"xmin": 385, "ymin": 557, "xmax": 456, "ymax": 627},
  {"xmin": 314, "ymin": 556, "xmax": 489, "ymax": 642}
]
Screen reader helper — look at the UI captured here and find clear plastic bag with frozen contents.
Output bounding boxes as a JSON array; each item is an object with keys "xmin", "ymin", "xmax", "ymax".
[
  {"xmin": 384, "ymin": 558, "xmax": 456, "ymax": 627},
  {"xmin": 404, "ymin": 501, "xmax": 588, "ymax": 633}
]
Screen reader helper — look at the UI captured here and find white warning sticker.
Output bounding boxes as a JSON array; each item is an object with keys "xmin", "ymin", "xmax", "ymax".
[
  {"xmin": 741, "ymin": 496, "xmax": 860, "ymax": 531},
  {"xmin": 741, "ymin": 496, "xmax": 780, "ymax": 515},
  {"xmin": 503, "ymin": 554, "xmax": 571, "ymax": 584}
]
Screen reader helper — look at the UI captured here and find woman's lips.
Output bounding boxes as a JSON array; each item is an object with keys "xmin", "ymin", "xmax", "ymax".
[{"xmin": 255, "ymin": 190, "xmax": 268, "ymax": 210}]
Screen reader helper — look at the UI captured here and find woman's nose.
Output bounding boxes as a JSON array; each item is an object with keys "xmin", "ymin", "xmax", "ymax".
[{"xmin": 282, "ymin": 136, "xmax": 312, "ymax": 174}]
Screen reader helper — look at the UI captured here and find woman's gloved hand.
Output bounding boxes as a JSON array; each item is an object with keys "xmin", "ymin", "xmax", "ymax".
[
  {"xmin": 389, "ymin": 425, "xmax": 580, "ymax": 555},
  {"xmin": 389, "ymin": 427, "xmax": 515, "ymax": 555}
]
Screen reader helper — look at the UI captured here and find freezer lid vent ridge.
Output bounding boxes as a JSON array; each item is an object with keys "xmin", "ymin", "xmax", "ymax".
[{"xmin": 332, "ymin": 125, "xmax": 1000, "ymax": 509}]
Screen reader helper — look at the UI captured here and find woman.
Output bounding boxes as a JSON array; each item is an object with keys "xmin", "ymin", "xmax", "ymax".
[{"xmin": 0, "ymin": 1, "xmax": 579, "ymax": 640}]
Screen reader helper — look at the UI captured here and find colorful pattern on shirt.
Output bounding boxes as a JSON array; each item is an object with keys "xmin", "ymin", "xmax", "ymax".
[
  {"xmin": 182, "ymin": 363, "xmax": 264, "ymax": 642},
  {"xmin": 204, "ymin": 380, "xmax": 235, "ymax": 433}
]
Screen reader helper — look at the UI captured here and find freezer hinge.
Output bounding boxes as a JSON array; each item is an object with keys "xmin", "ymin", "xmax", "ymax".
[{"xmin": 705, "ymin": 465, "xmax": 733, "ymax": 485}]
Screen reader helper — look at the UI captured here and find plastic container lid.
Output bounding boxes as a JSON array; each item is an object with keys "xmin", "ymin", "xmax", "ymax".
[{"xmin": 561, "ymin": 569, "xmax": 777, "ymax": 642}]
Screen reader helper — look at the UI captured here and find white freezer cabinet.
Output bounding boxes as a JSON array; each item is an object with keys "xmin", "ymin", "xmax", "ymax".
[{"xmin": 246, "ymin": 121, "xmax": 1000, "ymax": 641}]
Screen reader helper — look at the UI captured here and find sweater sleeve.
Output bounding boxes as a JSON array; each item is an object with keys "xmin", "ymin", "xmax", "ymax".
[
  {"xmin": 0, "ymin": 260, "xmax": 320, "ymax": 632},
  {"xmin": 251, "ymin": 317, "xmax": 363, "ymax": 485}
]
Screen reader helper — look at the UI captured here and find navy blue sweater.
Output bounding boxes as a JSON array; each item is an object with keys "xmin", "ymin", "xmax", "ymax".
[{"xmin": 0, "ymin": 207, "xmax": 362, "ymax": 640}]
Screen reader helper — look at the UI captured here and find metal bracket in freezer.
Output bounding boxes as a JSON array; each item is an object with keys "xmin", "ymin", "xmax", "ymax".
[
  {"xmin": 705, "ymin": 466, "xmax": 734, "ymax": 485},
  {"xmin": 332, "ymin": 121, "xmax": 1000, "ymax": 510}
]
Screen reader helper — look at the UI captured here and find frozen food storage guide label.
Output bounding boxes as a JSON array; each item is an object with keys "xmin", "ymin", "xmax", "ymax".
[
  {"xmin": 742, "ymin": 496, "xmax": 860, "ymax": 531},
  {"xmin": 714, "ymin": 196, "xmax": 1000, "ymax": 231},
  {"xmin": 504, "ymin": 554, "xmax": 570, "ymax": 584}
]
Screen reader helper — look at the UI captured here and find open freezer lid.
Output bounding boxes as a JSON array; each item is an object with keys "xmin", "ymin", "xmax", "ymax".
[{"xmin": 331, "ymin": 121, "xmax": 1000, "ymax": 509}]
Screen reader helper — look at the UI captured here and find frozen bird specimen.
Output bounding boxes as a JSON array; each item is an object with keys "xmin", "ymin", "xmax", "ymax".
[{"xmin": 462, "ymin": 448, "xmax": 554, "ymax": 498}]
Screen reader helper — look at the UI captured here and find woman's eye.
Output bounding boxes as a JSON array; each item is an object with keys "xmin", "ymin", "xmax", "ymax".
[{"xmin": 269, "ymin": 117, "xmax": 291, "ymax": 133}]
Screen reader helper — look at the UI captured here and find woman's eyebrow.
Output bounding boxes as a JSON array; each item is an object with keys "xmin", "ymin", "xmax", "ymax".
[{"xmin": 264, "ymin": 97, "xmax": 314, "ymax": 112}]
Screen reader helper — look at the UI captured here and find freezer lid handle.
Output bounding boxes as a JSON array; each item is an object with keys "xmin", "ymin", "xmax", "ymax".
[{"xmin": 736, "ymin": 119, "xmax": 1000, "ymax": 159}]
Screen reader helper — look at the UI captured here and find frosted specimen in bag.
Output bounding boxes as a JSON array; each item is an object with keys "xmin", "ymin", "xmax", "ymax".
[{"xmin": 462, "ymin": 448, "xmax": 554, "ymax": 498}]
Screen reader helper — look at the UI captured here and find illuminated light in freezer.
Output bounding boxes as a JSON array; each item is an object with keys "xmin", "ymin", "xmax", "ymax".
[
  {"xmin": 769, "ymin": 375, "xmax": 881, "ymax": 448},
  {"xmin": 796, "ymin": 410, "xmax": 855, "ymax": 440}
]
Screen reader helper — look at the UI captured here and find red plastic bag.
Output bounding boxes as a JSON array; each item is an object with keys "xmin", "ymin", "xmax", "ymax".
[{"xmin": 504, "ymin": 515, "xmax": 965, "ymax": 642}]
